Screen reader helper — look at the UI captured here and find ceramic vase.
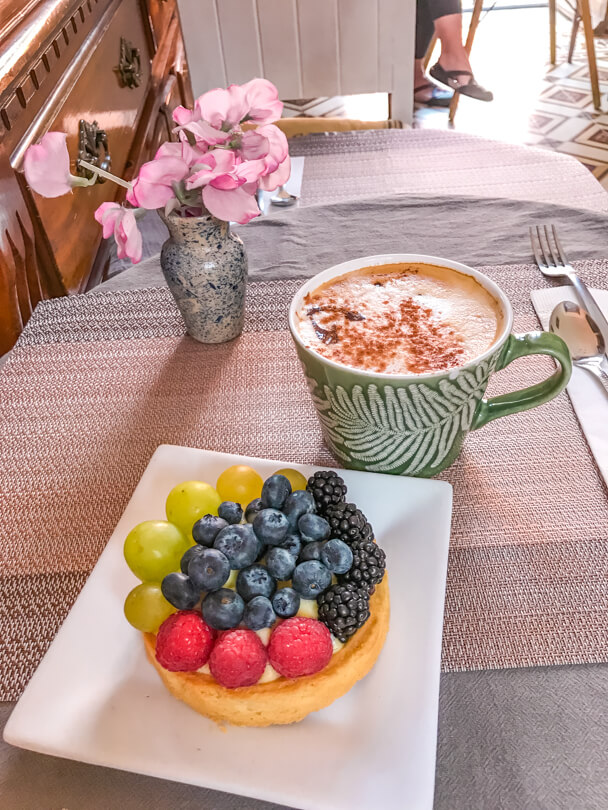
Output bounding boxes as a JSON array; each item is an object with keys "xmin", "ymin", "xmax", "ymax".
[{"xmin": 160, "ymin": 213, "xmax": 247, "ymax": 344}]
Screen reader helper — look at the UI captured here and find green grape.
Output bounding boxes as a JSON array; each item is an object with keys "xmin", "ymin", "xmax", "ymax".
[
  {"xmin": 165, "ymin": 480, "xmax": 222, "ymax": 541},
  {"xmin": 123, "ymin": 520, "xmax": 189, "ymax": 581},
  {"xmin": 124, "ymin": 582, "xmax": 177, "ymax": 633},
  {"xmin": 216, "ymin": 465, "xmax": 263, "ymax": 505}
]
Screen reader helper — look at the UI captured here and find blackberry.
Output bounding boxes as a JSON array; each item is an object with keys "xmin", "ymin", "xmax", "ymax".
[
  {"xmin": 307, "ymin": 470, "xmax": 347, "ymax": 515},
  {"xmin": 339, "ymin": 539, "xmax": 386, "ymax": 595},
  {"xmin": 324, "ymin": 502, "xmax": 374, "ymax": 546},
  {"xmin": 317, "ymin": 583, "xmax": 370, "ymax": 643}
]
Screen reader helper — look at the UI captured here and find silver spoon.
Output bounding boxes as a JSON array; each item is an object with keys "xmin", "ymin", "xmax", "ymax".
[
  {"xmin": 549, "ymin": 300, "xmax": 608, "ymax": 383},
  {"xmin": 270, "ymin": 185, "xmax": 298, "ymax": 207}
]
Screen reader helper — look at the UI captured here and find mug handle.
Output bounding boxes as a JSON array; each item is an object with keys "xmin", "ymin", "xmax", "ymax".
[{"xmin": 471, "ymin": 331, "xmax": 572, "ymax": 431}]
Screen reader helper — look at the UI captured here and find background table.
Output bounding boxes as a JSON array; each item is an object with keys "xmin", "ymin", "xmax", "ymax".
[{"xmin": 2, "ymin": 132, "xmax": 608, "ymax": 809}]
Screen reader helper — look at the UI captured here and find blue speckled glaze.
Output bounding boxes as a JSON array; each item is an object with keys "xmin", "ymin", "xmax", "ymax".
[{"xmin": 160, "ymin": 213, "xmax": 247, "ymax": 344}]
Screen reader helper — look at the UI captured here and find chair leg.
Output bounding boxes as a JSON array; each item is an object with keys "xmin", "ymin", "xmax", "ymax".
[
  {"xmin": 423, "ymin": 34, "xmax": 438, "ymax": 71},
  {"xmin": 448, "ymin": 0, "xmax": 484, "ymax": 125},
  {"xmin": 568, "ymin": 13, "xmax": 580, "ymax": 63},
  {"xmin": 549, "ymin": 0, "xmax": 557, "ymax": 64},
  {"xmin": 579, "ymin": 0, "xmax": 602, "ymax": 109}
]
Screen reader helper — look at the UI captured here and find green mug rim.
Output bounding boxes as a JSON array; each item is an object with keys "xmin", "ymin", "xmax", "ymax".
[{"xmin": 288, "ymin": 253, "xmax": 514, "ymax": 382}]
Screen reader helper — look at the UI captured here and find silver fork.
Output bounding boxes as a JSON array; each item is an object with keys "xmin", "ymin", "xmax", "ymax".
[{"xmin": 530, "ymin": 223, "xmax": 608, "ymax": 359}]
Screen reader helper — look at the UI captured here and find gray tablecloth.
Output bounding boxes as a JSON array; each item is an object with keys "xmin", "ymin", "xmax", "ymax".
[{"xmin": 3, "ymin": 193, "xmax": 608, "ymax": 810}]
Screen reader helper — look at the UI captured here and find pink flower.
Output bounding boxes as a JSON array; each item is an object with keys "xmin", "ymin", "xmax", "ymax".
[
  {"xmin": 254, "ymin": 125, "xmax": 291, "ymax": 191},
  {"xmin": 94, "ymin": 203, "xmax": 143, "ymax": 263},
  {"xmin": 175, "ymin": 119, "xmax": 230, "ymax": 148},
  {"xmin": 127, "ymin": 156, "xmax": 190, "ymax": 209},
  {"xmin": 242, "ymin": 78, "xmax": 283, "ymax": 124},
  {"xmin": 185, "ymin": 149, "xmax": 240, "ymax": 190},
  {"xmin": 238, "ymin": 130, "xmax": 270, "ymax": 160},
  {"xmin": 155, "ymin": 139, "xmax": 204, "ymax": 167},
  {"xmin": 23, "ymin": 132, "xmax": 76, "ymax": 197},
  {"xmin": 197, "ymin": 84, "xmax": 249, "ymax": 130},
  {"xmin": 203, "ymin": 184, "xmax": 260, "ymax": 224}
]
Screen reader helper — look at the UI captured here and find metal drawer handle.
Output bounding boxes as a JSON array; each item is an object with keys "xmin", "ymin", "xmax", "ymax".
[
  {"xmin": 76, "ymin": 119, "xmax": 111, "ymax": 183},
  {"xmin": 115, "ymin": 37, "xmax": 141, "ymax": 89}
]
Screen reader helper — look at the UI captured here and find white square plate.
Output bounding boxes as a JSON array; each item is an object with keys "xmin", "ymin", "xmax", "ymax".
[{"xmin": 4, "ymin": 445, "xmax": 452, "ymax": 810}]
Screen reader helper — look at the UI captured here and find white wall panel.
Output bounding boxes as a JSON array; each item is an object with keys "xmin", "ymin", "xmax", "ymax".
[
  {"xmin": 337, "ymin": 0, "xmax": 379, "ymax": 96},
  {"xmin": 178, "ymin": 0, "xmax": 225, "ymax": 97},
  {"xmin": 177, "ymin": 0, "xmax": 415, "ymax": 123},
  {"xmin": 215, "ymin": 0, "xmax": 264, "ymax": 84},
  {"xmin": 257, "ymin": 0, "xmax": 302, "ymax": 98},
  {"xmin": 296, "ymin": 0, "xmax": 340, "ymax": 97}
]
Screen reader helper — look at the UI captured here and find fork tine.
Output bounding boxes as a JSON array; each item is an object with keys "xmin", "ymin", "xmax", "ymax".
[
  {"xmin": 543, "ymin": 223, "xmax": 562, "ymax": 268},
  {"xmin": 530, "ymin": 226, "xmax": 547, "ymax": 268},
  {"xmin": 551, "ymin": 224, "xmax": 569, "ymax": 268},
  {"xmin": 538, "ymin": 224, "xmax": 557, "ymax": 268}
]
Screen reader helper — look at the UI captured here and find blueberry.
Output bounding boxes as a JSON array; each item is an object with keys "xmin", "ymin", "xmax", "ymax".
[
  {"xmin": 214, "ymin": 524, "xmax": 258, "ymax": 568},
  {"xmin": 161, "ymin": 572, "xmax": 200, "ymax": 610},
  {"xmin": 245, "ymin": 497, "xmax": 263, "ymax": 523},
  {"xmin": 236, "ymin": 564, "xmax": 277, "ymax": 601},
  {"xmin": 202, "ymin": 588, "xmax": 244, "ymax": 630},
  {"xmin": 180, "ymin": 544, "xmax": 206, "ymax": 574},
  {"xmin": 281, "ymin": 533, "xmax": 302, "ymax": 558},
  {"xmin": 272, "ymin": 587, "xmax": 300, "ymax": 618},
  {"xmin": 265, "ymin": 546, "xmax": 296, "ymax": 580},
  {"xmin": 192, "ymin": 515, "xmax": 228, "ymax": 547},
  {"xmin": 298, "ymin": 513, "xmax": 331, "ymax": 543},
  {"xmin": 292, "ymin": 560, "xmax": 332, "ymax": 599},
  {"xmin": 243, "ymin": 595, "xmax": 276, "ymax": 630},
  {"xmin": 283, "ymin": 489, "xmax": 315, "ymax": 530},
  {"xmin": 261, "ymin": 474, "xmax": 292, "ymax": 510},
  {"xmin": 188, "ymin": 548, "xmax": 230, "ymax": 591},
  {"xmin": 320, "ymin": 538, "xmax": 353, "ymax": 574},
  {"xmin": 252, "ymin": 508, "xmax": 289, "ymax": 546},
  {"xmin": 298, "ymin": 540, "xmax": 326, "ymax": 563},
  {"xmin": 218, "ymin": 501, "xmax": 243, "ymax": 525}
]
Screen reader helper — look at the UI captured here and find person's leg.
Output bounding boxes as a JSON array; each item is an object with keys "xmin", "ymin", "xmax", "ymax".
[
  {"xmin": 434, "ymin": 11, "xmax": 472, "ymax": 80},
  {"xmin": 414, "ymin": 0, "xmax": 452, "ymax": 103}
]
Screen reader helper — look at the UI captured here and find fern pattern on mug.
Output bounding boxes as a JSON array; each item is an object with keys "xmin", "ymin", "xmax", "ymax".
[{"xmin": 307, "ymin": 356, "xmax": 499, "ymax": 475}]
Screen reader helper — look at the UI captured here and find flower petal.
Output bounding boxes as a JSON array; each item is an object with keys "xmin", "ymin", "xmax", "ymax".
[
  {"xmin": 197, "ymin": 84, "xmax": 249, "ymax": 129},
  {"xmin": 239, "ymin": 131, "xmax": 269, "ymax": 160},
  {"xmin": 259, "ymin": 154, "xmax": 291, "ymax": 192},
  {"xmin": 242, "ymin": 78, "xmax": 283, "ymax": 124},
  {"xmin": 129, "ymin": 156, "xmax": 189, "ymax": 209},
  {"xmin": 202, "ymin": 184, "xmax": 260, "ymax": 224},
  {"xmin": 23, "ymin": 132, "xmax": 74, "ymax": 198}
]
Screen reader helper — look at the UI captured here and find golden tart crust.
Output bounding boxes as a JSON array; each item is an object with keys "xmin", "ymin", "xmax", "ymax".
[{"xmin": 143, "ymin": 576, "xmax": 390, "ymax": 727}]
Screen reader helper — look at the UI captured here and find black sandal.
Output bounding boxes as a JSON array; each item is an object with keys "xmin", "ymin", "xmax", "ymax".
[
  {"xmin": 414, "ymin": 82, "xmax": 453, "ymax": 108},
  {"xmin": 429, "ymin": 62, "xmax": 493, "ymax": 102}
]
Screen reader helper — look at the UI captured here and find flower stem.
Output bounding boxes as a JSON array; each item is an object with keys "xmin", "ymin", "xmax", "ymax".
[{"xmin": 77, "ymin": 159, "xmax": 132, "ymax": 190}]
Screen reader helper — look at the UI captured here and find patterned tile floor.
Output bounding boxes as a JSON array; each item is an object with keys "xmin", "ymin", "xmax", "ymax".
[{"xmin": 284, "ymin": 7, "xmax": 608, "ymax": 189}]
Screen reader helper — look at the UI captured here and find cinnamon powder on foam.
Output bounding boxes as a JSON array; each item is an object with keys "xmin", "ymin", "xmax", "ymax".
[{"xmin": 297, "ymin": 263, "xmax": 503, "ymax": 375}]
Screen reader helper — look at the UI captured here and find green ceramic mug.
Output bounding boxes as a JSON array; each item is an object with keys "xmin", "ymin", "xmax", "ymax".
[{"xmin": 288, "ymin": 254, "xmax": 572, "ymax": 477}]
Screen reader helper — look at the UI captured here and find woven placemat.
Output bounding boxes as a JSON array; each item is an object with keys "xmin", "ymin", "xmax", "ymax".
[{"xmin": 1, "ymin": 266, "xmax": 608, "ymax": 699}]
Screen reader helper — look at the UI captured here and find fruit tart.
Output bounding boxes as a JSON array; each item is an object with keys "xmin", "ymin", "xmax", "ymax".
[{"xmin": 123, "ymin": 466, "xmax": 390, "ymax": 727}]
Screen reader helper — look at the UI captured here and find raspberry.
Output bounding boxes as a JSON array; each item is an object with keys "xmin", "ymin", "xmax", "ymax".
[
  {"xmin": 155, "ymin": 610, "xmax": 214, "ymax": 672},
  {"xmin": 209, "ymin": 628, "xmax": 268, "ymax": 688},
  {"xmin": 268, "ymin": 617, "xmax": 333, "ymax": 679}
]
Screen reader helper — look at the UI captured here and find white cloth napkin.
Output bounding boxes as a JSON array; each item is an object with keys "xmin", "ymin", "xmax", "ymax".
[
  {"xmin": 531, "ymin": 285, "xmax": 608, "ymax": 486},
  {"xmin": 258, "ymin": 156, "xmax": 305, "ymax": 215}
]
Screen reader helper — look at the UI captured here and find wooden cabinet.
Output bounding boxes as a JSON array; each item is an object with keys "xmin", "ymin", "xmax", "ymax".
[{"xmin": 0, "ymin": 0, "xmax": 193, "ymax": 355}]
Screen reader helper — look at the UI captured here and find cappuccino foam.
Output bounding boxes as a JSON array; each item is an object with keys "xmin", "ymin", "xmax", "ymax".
[{"xmin": 296, "ymin": 262, "xmax": 503, "ymax": 374}]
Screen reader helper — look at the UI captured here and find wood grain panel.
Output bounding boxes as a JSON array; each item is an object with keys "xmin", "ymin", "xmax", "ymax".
[
  {"xmin": 215, "ymin": 0, "xmax": 263, "ymax": 85},
  {"xmin": 257, "ymin": 0, "xmax": 302, "ymax": 98},
  {"xmin": 23, "ymin": 0, "xmax": 151, "ymax": 293},
  {"xmin": 296, "ymin": 0, "xmax": 340, "ymax": 97},
  {"xmin": 337, "ymin": 0, "xmax": 379, "ymax": 95},
  {"xmin": 177, "ymin": 0, "xmax": 225, "ymax": 96}
]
